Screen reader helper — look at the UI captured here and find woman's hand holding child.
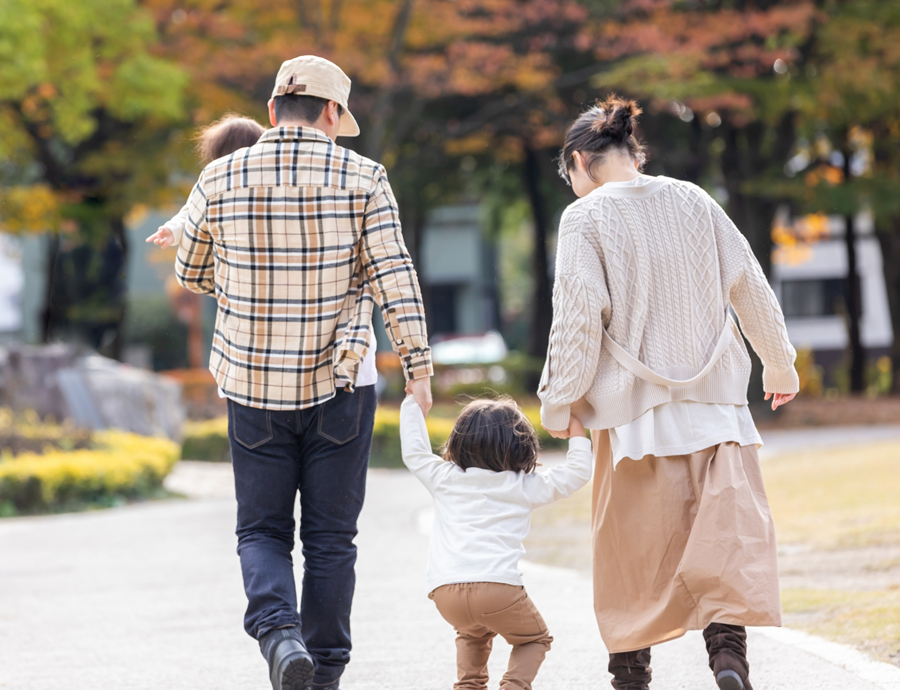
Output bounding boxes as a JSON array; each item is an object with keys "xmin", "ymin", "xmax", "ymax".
[{"xmin": 543, "ymin": 415, "xmax": 586, "ymax": 440}]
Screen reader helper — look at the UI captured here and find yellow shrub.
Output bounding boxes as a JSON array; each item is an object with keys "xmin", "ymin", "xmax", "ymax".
[
  {"xmin": 0, "ymin": 431, "xmax": 180, "ymax": 515},
  {"xmin": 0, "ymin": 407, "xmax": 94, "ymax": 455}
]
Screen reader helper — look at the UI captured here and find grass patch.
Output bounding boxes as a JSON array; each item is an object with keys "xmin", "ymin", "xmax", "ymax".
[
  {"xmin": 763, "ymin": 440, "xmax": 900, "ymax": 549},
  {"xmin": 781, "ymin": 588, "xmax": 900, "ymax": 663}
]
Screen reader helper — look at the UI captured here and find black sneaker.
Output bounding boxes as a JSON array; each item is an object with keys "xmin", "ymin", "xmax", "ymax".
[{"xmin": 259, "ymin": 627, "xmax": 315, "ymax": 690}]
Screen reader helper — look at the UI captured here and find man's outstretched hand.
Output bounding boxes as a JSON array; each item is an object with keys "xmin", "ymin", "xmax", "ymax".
[
  {"xmin": 406, "ymin": 377, "xmax": 433, "ymax": 417},
  {"xmin": 764, "ymin": 392, "xmax": 796, "ymax": 411}
]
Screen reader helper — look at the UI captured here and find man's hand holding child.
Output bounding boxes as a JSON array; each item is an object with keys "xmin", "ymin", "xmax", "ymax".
[{"xmin": 405, "ymin": 377, "xmax": 433, "ymax": 417}]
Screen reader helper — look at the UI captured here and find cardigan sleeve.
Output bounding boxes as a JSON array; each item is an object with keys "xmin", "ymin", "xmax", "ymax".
[
  {"xmin": 538, "ymin": 206, "xmax": 609, "ymax": 431},
  {"xmin": 711, "ymin": 201, "xmax": 799, "ymax": 394}
]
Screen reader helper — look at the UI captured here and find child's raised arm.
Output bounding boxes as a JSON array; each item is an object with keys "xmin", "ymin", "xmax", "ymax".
[
  {"xmin": 523, "ymin": 427, "xmax": 592, "ymax": 508},
  {"xmin": 146, "ymin": 202, "xmax": 190, "ymax": 248},
  {"xmin": 400, "ymin": 395, "xmax": 450, "ymax": 493}
]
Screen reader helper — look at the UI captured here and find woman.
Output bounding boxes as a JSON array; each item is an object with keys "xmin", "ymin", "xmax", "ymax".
[{"xmin": 538, "ymin": 96, "xmax": 798, "ymax": 690}]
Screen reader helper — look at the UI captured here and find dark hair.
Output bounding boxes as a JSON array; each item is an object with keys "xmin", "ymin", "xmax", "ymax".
[
  {"xmin": 195, "ymin": 115, "xmax": 265, "ymax": 164},
  {"xmin": 558, "ymin": 94, "xmax": 646, "ymax": 185},
  {"xmin": 273, "ymin": 94, "xmax": 344, "ymax": 126},
  {"xmin": 443, "ymin": 397, "xmax": 540, "ymax": 474}
]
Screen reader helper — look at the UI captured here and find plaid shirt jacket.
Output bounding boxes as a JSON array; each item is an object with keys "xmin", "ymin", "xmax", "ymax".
[{"xmin": 175, "ymin": 126, "xmax": 432, "ymax": 410}]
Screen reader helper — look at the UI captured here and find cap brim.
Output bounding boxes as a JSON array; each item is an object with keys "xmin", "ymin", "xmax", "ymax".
[{"xmin": 338, "ymin": 109, "xmax": 360, "ymax": 137}]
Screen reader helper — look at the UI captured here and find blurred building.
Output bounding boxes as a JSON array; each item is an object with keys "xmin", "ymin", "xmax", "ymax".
[
  {"xmin": 770, "ymin": 211, "xmax": 894, "ymax": 372},
  {"xmin": 373, "ymin": 204, "xmax": 502, "ymax": 351},
  {"xmin": 0, "ymin": 235, "xmax": 25, "ymax": 343},
  {"xmin": 419, "ymin": 204, "xmax": 501, "ymax": 337}
]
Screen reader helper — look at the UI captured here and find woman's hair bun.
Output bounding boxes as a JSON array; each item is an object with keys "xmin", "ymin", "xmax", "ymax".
[
  {"xmin": 558, "ymin": 93, "xmax": 647, "ymax": 184},
  {"xmin": 589, "ymin": 96, "xmax": 642, "ymax": 141}
]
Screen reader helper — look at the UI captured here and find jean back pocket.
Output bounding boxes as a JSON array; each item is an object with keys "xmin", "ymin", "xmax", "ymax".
[{"xmin": 317, "ymin": 389, "xmax": 363, "ymax": 445}]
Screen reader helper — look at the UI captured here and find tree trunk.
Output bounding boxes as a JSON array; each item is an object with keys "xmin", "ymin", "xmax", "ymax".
[
  {"xmin": 106, "ymin": 215, "xmax": 129, "ymax": 362},
  {"xmin": 841, "ymin": 214, "xmax": 865, "ymax": 391},
  {"xmin": 841, "ymin": 146, "xmax": 866, "ymax": 393},
  {"xmin": 361, "ymin": 0, "xmax": 415, "ymax": 161},
  {"xmin": 877, "ymin": 226, "xmax": 900, "ymax": 394},
  {"xmin": 843, "ymin": 213, "xmax": 865, "ymax": 392},
  {"xmin": 522, "ymin": 145, "xmax": 553, "ymax": 363},
  {"xmin": 40, "ymin": 232, "xmax": 61, "ymax": 343}
]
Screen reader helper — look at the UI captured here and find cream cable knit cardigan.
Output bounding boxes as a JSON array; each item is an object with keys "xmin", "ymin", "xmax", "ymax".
[{"xmin": 538, "ymin": 176, "xmax": 799, "ymax": 432}]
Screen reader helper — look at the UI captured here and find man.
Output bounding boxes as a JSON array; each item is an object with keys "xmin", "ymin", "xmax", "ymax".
[{"xmin": 175, "ymin": 55, "xmax": 433, "ymax": 690}]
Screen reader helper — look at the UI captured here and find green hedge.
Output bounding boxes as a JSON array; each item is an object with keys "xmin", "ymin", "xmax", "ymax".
[{"xmin": 182, "ymin": 417, "xmax": 231, "ymax": 463}]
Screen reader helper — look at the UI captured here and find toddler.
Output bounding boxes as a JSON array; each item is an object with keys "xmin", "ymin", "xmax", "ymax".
[
  {"xmin": 400, "ymin": 395, "xmax": 593, "ymax": 690},
  {"xmin": 146, "ymin": 115, "xmax": 265, "ymax": 248}
]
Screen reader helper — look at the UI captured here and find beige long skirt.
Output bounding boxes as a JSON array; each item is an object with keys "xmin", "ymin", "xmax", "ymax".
[{"xmin": 590, "ymin": 430, "xmax": 781, "ymax": 654}]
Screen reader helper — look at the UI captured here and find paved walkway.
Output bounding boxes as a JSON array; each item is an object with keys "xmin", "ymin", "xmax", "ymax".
[{"xmin": 2, "ymin": 428, "xmax": 900, "ymax": 689}]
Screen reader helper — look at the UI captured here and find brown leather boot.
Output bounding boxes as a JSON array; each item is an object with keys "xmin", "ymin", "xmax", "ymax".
[
  {"xmin": 608, "ymin": 647, "xmax": 651, "ymax": 689},
  {"xmin": 704, "ymin": 623, "xmax": 753, "ymax": 690}
]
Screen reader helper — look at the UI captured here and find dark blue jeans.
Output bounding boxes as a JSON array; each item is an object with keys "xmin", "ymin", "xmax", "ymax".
[{"xmin": 228, "ymin": 386, "xmax": 376, "ymax": 687}]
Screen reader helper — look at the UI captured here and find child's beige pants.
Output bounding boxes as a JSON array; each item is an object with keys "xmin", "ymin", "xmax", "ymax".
[{"xmin": 430, "ymin": 582, "xmax": 553, "ymax": 690}]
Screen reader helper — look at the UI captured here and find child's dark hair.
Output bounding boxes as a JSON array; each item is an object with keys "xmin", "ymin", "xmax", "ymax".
[
  {"xmin": 558, "ymin": 94, "xmax": 646, "ymax": 185},
  {"xmin": 195, "ymin": 114, "xmax": 265, "ymax": 164},
  {"xmin": 443, "ymin": 397, "xmax": 540, "ymax": 473}
]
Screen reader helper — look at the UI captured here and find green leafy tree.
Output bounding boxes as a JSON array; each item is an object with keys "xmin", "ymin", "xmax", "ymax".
[
  {"xmin": 778, "ymin": 0, "xmax": 900, "ymax": 392},
  {"xmin": 0, "ymin": 0, "xmax": 187, "ymax": 358}
]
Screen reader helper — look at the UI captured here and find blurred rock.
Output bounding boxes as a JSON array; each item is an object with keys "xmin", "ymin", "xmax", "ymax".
[{"xmin": 0, "ymin": 344, "xmax": 184, "ymax": 441}]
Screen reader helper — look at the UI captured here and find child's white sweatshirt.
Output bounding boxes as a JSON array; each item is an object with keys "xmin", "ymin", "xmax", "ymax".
[
  {"xmin": 162, "ymin": 202, "xmax": 190, "ymax": 244},
  {"xmin": 399, "ymin": 396, "xmax": 593, "ymax": 593}
]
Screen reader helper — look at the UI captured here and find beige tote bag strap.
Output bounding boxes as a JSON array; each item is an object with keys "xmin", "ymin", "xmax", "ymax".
[{"xmin": 601, "ymin": 313, "xmax": 735, "ymax": 388}]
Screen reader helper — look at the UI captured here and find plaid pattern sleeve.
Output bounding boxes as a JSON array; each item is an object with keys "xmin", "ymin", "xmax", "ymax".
[
  {"xmin": 361, "ymin": 167, "xmax": 432, "ymax": 381},
  {"xmin": 173, "ymin": 126, "xmax": 431, "ymax": 411},
  {"xmin": 174, "ymin": 176, "xmax": 215, "ymax": 295}
]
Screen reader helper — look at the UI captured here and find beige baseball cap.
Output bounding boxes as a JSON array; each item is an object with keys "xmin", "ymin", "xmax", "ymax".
[{"xmin": 271, "ymin": 56, "xmax": 360, "ymax": 137}]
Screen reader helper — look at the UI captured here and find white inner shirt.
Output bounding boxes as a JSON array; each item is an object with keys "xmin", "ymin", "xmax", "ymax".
[
  {"xmin": 609, "ymin": 401, "xmax": 762, "ymax": 468},
  {"xmin": 355, "ymin": 325, "xmax": 378, "ymax": 387}
]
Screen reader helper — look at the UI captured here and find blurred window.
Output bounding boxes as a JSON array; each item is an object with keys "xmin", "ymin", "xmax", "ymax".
[
  {"xmin": 781, "ymin": 278, "xmax": 856, "ymax": 318},
  {"xmin": 428, "ymin": 285, "xmax": 459, "ymax": 336}
]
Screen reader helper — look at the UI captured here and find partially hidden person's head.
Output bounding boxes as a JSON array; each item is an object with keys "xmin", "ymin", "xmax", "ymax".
[
  {"xmin": 443, "ymin": 397, "xmax": 540, "ymax": 474},
  {"xmin": 196, "ymin": 115, "xmax": 266, "ymax": 164},
  {"xmin": 558, "ymin": 94, "xmax": 646, "ymax": 198},
  {"xmin": 267, "ymin": 55, "xmax": 360, "ymax": 141}
]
